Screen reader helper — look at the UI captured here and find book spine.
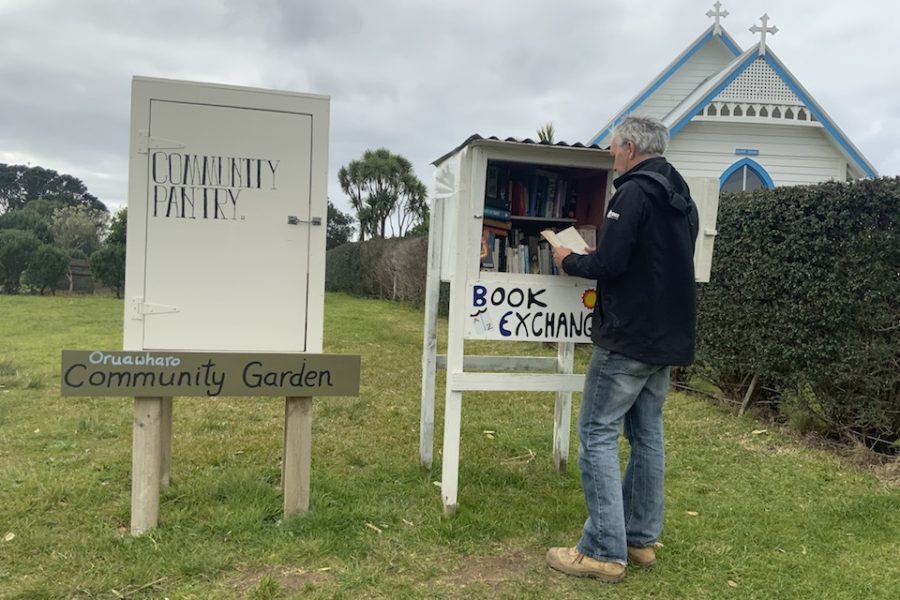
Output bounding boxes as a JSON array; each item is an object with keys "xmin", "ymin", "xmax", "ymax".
[{"xmin": 483, "ymin": 205, "xmax": 511, "ymax": 220}]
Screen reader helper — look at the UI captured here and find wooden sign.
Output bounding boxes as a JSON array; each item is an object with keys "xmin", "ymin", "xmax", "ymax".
[{"xmin": 61, "ymin": 351, "xmax": 360, "ymax": 397}]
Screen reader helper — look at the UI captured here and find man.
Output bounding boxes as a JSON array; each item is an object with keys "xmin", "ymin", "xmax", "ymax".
[{"xmin": 546, "ymin": 116, "xmax": 698, "ymax": 583}]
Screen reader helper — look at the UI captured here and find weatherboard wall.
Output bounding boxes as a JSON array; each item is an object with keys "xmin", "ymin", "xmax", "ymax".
[
  {"xmin": 666, "ymin": 120, "xmax": 848, "ymax": 186},
  {"xmin": 638, "ymin": 41, "xmax": 738, "ymax": 122}
]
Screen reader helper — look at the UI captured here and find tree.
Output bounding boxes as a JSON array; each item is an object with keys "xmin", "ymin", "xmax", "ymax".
[
  {"xmin": 0, "ymin": 229, "xmax": 40, "ymax": 292},
  {"xmin": 338, "ymin": 149, "xmax": 428, "ymax": 240},
  {"xmin": 21, "ymin": 198, "xmax": 67, "ymax": 219},
  {"xmin": 0, "ymin": 163, "xmax": 107, "ymax": 214},
  {"xmin": 389, "ymin": 174, "xmax": 428, "ymax": 239},
  {"xmin": 537, "ymin": 122, "xmax": 556, "ymax": 143},
  {"xmin": 327, "ymin": 201, "xmax": 354, "ymax": 250},
  {"xmin": 91, "ymin": 244, "xmax": 126, "ymax": 298},
  {"xmin": 106, "ymin": 208, "xmax": 127, "ymax": 245},
  {"xmin": 23, "ymin": 244, "xmax": 69, "ymax": 295},
  {"xmin": 91, "ymin": 207, "xmax": 127, "ymax": 297},
  {"xmin": 50, "ymin": 205, "xmax": 107, "ymax": 256},
  {"xmin": 0, "ymin": 209, "xmax": 54, "ymax": 243}
]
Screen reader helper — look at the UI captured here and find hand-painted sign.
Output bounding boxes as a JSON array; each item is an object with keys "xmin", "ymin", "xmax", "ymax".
[
  {"xmin": 464, "ymin": 280, "xmax": 596, "ymax": 342},
  {"xmin": 61, "ymin": 351, "xmax": 360, "ymax": 397},
  {"xmin": 150, "ymin": 152, "xmax": 281, "ymax": 220}
]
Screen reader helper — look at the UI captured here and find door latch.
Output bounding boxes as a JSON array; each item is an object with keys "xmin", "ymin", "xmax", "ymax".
[{"xmin": 287, "ymin": 216, "xmax": 322, "ymax": 226}]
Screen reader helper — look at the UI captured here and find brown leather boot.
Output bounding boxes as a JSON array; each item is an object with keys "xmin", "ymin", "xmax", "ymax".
[
  {"xmin": 627, "ymin": 545, "xmax": 657, "ymax": 568},
  {"xmin": 546, "ymin": 547, "xmax": 626, "ymax": 583}
]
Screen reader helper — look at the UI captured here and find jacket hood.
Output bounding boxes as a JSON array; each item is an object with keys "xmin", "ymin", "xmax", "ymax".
[{"xmin": 615, "ymin": 157, "xmax": 693, "ymax": 215}]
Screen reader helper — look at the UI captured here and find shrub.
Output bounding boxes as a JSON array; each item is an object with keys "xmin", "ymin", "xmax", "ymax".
[
  {"xmin": 0, "ymin": 209, "xmax": 54, "ymax": 243},
  {"xmin": 326, "ymin": 236, "xmax": 429, "ymax": 304},
  {"xmin": 23, "ymin": 244, "xmax": 69, "ymax": 295},
  {"xmin": 91, "ymin": 244, "xmax": 126, "ymax": 298},
  {"xmin": 697, "ymin": 178, "xmax": 900, "ymax": 449}
]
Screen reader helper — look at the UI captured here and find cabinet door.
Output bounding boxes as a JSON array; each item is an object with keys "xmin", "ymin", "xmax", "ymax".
[
  {"xmin": 141, "ymin": 100, "xmax": 313, "ymax": 351},
  {"xmin": 686, "ymin": 177, "xmax": 720, "ymax": 283}
]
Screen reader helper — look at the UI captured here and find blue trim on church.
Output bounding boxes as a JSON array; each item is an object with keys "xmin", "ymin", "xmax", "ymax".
[
  {"xmin": 719, "ymin": 31, "xmax": 742, "ymax": 56},
  {"xmin": 763, "ymin": 54, "xmax": 876, "ymax": 178},
  {"xmin": 590, "ymin": 29, "xmax": 741, "ymax": 145},
  {"xmin": 720, "ymin": 158, "xmax": 774, "ymax": 189}
]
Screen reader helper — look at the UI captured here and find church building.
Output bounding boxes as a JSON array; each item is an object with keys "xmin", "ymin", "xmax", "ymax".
[{"xmin": 590, "ymin": 3, "xmax": 877, "ymax": 192}]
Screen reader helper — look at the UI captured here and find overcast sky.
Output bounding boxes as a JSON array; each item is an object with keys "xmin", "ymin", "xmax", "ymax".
[{"xmin": 1, "ymin": 0, "xmax": 898, "ymax": 216}]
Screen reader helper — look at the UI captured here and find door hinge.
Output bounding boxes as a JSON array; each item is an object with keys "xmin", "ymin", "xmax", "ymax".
[
  {"xmin": 129, "ymin": 298, "xmax": 180, "ymax": 320},
  {"xmin": 136, "ymin": 130, "xmax": 186, "ymax": 155}
]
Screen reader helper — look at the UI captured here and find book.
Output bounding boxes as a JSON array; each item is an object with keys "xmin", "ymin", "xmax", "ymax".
[
  {"xmin": 540, "ymin": 226, "xmax": 591, "ymax": 254},
  {"xmin": 483, "ymin": 205, "xmax": 511, "ymax": 220},
  {"xmin": 576, "ymin": 225, "xmax": 597, "ymax": 250},
  {"xmin": 483, "ymin": 218, "xmax": 512, "ymax": 231},
  {"xmin": 480, "ymin": 228, "xmax": 494, "ymax": 269}
]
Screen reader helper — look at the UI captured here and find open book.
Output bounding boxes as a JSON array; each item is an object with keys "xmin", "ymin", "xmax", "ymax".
[{"xmin": 540, "ymin": 226, "xmax": 591, "ymax": 255}]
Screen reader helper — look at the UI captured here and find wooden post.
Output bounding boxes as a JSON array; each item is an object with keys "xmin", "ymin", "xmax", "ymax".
[
  {"xmin": 420, "ymin": 197, "xmax": 445, "ymax": 470},
  {"xmin": 440, "ymin": 389, "xmax": 463, "ymax": 516},
  {"xmin": 283, "ymin": 396, "xmax": 313, "ymax": 517},
  {"xmin": 131, "ymin": 397, "xmax": 163, "ymax": 535},
  {"xmin": 738, "ymin": 373, "xmax": 759, "ymax": 417},
  {"xmin": 553, "ymin": 342, "xmax": 575, "ymax": 474},
  {"xmin": 159, "ymin": 397, "xmax": 173, "ymax": 489}
]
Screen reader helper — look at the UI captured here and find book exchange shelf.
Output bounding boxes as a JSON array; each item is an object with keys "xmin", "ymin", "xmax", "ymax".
[
  {"xmin": 420, "ymin": 136, "xmax": 720, "ymax": 516},
  {"xmin": 421, "ymin": 138, "xmax": 614, "ymax": 516}
]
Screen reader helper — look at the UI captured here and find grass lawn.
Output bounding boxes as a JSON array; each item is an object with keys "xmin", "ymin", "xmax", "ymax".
[{"xmin": 1, "ymin": 293, "xmax": 898, "ymax": 599}]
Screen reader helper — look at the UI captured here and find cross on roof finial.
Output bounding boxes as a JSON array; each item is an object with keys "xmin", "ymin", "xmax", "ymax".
[
  {"xmin": 749, "ymin": 13, "xmax": 778, "ymax": 56},
  {"xmin": 706, "ymin": 2, "xmax": 729, "ymax": 35}
]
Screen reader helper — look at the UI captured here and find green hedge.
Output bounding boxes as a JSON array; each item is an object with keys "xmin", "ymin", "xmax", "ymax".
[{"xmin": 697, "ymin": 178, "xmax": 900, "ymax": 449}]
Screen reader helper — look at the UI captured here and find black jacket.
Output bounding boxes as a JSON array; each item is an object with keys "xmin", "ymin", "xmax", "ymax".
[{"xmin": 562, "ymin": 157, "xmax": 699, "ymax": 365}]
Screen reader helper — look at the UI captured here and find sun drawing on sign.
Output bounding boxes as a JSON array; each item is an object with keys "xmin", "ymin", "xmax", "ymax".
[{"xmin": 582, "ymin": 289, "xmax": 597, "ymax": 309}]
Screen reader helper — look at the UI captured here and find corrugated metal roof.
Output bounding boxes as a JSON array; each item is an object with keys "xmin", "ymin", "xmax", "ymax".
[{"xmin": 432, "ymin": 135, "xmax": 609, "ymax": 166}]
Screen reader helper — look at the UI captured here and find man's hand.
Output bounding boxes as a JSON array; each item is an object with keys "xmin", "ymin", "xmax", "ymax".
[{"xmin": 552, "ymin": 246, "xmax": 573, "ymax": 270}]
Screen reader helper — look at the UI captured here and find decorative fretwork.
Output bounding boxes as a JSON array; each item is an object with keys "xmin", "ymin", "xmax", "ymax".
[
  {"xmin": 716, "ymin": 57, "xmax": 802, "ymax": 105},
  {"xmin": 700, "ymin": 101, "xmax": 818, "ymax": 123}
]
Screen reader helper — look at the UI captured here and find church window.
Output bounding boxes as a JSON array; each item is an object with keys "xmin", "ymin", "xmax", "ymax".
[{"xmin": 720, "ymin": 159, "xmax": 773, "ymax": 193}]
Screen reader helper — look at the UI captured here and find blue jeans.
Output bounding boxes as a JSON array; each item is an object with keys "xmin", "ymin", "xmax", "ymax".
[{"xmin": 576, "ymin": 346, "xmax": 670, "ymax": 564}]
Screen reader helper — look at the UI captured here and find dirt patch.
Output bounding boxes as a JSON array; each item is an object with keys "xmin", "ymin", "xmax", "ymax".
[
  {"xmin": 437, "ymin": 550, "xmax": 531, "ymax": 595},
  {"xmin": 225, "ymin": 564, "xmax": 334, "ymax": 597},
  {"xmin": 735, "ymin": 431, "xmax": 801, "ymax": 457},
  {"xmin": 846, "ymin": 441, "xmax": 900, "ymax": 489},
  {"xmin": 735, "ymin": 427, "xmax": 900, "ymax": 488}
]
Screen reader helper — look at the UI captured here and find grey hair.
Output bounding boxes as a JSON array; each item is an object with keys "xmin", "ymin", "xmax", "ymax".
[{"xmin": 612, "ymin": 116, "xmax": 669, "ymax": 156}]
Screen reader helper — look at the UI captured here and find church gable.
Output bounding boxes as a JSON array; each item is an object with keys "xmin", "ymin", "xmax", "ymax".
[
  {"xmin": 665, "ymin": 48, "xmax": 877, "ymax": 179},
  {"xmin": 591, "ymin": 6, "xmax": 877, "ymax": 182},
  {"xmin": 672, "ymin": 54, "xmax": 813, "ymax": 129},
  {"xmin": 590, "ymin": 25, "xmax": 741, "ymax": 147}
]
